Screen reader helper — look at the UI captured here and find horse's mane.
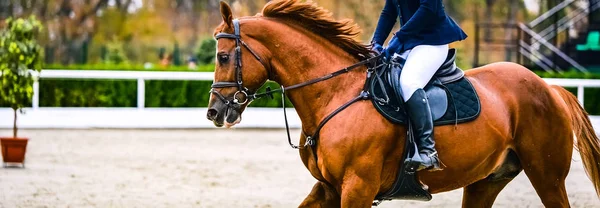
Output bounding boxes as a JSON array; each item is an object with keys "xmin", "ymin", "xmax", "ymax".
[{"xmin": 262, "ymin": 0, "xmax": 373, "ymax": 60}]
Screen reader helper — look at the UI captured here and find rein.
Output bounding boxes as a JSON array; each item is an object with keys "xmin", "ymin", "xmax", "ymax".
[
  {"xmin": 211, "ymin": 19, "xmax": 382, "ymax": 149},
  {"xmin": 278, "ymin": 57, "xmax": 381, "ymax": 150}
]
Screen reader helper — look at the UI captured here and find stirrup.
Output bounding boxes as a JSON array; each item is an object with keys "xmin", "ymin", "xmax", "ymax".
[{"xmin": 416, "ymin": 151, "xmax": 442, "ymax": 172}]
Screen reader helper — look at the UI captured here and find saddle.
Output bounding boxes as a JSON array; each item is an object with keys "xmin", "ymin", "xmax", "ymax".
[
  {"xmin": 369, "ymin": 49, "xmax": 482, "ymax": 204},
  {"xmin": 370, "ymin": 49, "xmax": 481, "ymax": 126}
]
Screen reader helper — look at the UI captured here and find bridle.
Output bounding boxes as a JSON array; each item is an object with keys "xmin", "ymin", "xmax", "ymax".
[
  {"xmin": 210, "ymin": 19, "xmax": 384, "ymax": 195},
  {"xmin": 210, "ymin": 19, "xmax": 383, "ymax": 149},
  {"xmin": 211, "ymin": 19, "xmax": 271, "ymax": 107}
]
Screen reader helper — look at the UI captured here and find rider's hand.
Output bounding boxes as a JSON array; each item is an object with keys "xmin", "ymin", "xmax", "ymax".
[
  {"xmin": 371, "ymin": 42, "xmax": 384, "ymax": 54},
  {"xmin": 384, "ymin": 36, "xmax": 401, "ymax": 59}
]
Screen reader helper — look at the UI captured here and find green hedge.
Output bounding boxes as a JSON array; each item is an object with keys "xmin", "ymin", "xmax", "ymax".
[
  {"xmin": 40, "ymin": 79, "xmax": 137, "ymax": 107},
  {"xmin": 535, "ymin": 71, "xmax": 600, "ymax": 79},
  {"xmin": 36, "ymin": 79, "xmax": 291, "ymax": 108},
  {"xmin": 2, "ymin": 68, "xmax": 599, "ymax": 114},
  {"xmin": 44, "ymin": 63, "xmax": 215, "ymax": 72},
  {"xmin": 562, "ymin": 87, "xmax": 600, "ymax": 116}
]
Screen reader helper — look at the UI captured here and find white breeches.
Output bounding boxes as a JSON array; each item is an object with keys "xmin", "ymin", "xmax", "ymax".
[{"xmin": 397, "ymin": 44, "xmax": 449, "ymax": 101}]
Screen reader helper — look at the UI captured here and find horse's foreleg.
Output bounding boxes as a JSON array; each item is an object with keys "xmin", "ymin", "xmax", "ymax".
[
  {"xmin": 339, "ymin": 174, "xmax": 379, "ymax": 208},
  {"xmin": 299, "ymin": 181, "xmax": 340, "ymax": 208}
]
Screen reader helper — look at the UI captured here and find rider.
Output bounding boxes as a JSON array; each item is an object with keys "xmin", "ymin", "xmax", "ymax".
[{"xmin": 371, "ymin": 0, "xmax": 467, "ymax": 171}]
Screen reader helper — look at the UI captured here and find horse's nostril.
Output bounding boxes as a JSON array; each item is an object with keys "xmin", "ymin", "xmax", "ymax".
[{"xmin": 207, "ymin": 109, "xmax": 218, "ymax": 120}]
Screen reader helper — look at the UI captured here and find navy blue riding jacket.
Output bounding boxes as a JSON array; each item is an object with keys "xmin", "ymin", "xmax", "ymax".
[{"xmin": 372, "ymin": 0, "xmax": 468, "ymax": 52}]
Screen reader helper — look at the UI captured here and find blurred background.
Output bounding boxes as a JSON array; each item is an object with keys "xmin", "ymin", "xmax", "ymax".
[
  {"xmin": 2, "ymin": 1, "xmax": 600, "ymax": 207},
  {"xmin": 0, "ymin": 0, "xmax": 577, "ymax": 69},
  {"xmin": 1, "ymin": 0, "xmax": 599, "ymax": 113}
]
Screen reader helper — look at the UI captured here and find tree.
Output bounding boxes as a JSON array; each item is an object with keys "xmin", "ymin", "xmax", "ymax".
[
  {"xmin": 0, "ymin": 1, "xmax": 12, "ymax": 20},
  {"xmin": 1, "ymin": 0, "xmax": 537, "ymax": 67},
  {"xmin": 505, "ymin": 0, "xmax": 520, "ymax": 60},
  {"xmin": 172, "ymin": 42, "xmax": 182, "ymax": 66},
  {"xmin": 103, "ymin": 37, "xmax": 129, "ymax": 65},
  {"xmin": 484, "ymin": 0, "xmax": 496, "ymax": 43},
  {"xmin": 0, "ymin": 16, "xmax": 44, "ymax": 138},
  {"xmin": 196, "ymin": 37, "xmax": 216, "ymax": 65}
]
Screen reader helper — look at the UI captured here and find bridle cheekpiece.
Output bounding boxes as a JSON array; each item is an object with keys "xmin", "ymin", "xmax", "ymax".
[{"xmin": 211, "ymin": 19, "xmax": 271, "ymax": 106}]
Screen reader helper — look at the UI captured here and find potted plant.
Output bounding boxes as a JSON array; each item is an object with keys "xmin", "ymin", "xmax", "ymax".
[{"xmin": 0, "ymin": 16, "xmax": 43, "ymax": 167}]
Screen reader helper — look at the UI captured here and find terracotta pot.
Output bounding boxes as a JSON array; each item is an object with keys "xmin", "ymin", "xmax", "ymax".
[{"xmin": 0, "ymin": 137, "xmax": 28, "ymax": 166}]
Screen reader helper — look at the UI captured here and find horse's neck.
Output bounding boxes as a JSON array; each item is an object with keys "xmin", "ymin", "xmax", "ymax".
[{"xmin": 255, "ymin": 20, "xmax": 367, "ymax": 132}]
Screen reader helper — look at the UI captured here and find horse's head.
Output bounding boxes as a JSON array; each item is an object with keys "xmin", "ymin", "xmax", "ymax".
[
  {"xmin": 207, "ymin": 0, "xmax": 373, "ymax": 128},
  {"xmin": 207, "ymin": 2, "xmax": 271, "ymax": 128}
]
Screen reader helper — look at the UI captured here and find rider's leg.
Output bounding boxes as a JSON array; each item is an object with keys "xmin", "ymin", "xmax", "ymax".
[{"xmin": 399, "ymin": 44, "xmax": 449, "ymax": 171}]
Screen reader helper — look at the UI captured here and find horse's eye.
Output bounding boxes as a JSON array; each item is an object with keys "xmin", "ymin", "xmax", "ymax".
[{"xmin": 218, "ymin": 54, "xmax": 230, "ymax": 63}]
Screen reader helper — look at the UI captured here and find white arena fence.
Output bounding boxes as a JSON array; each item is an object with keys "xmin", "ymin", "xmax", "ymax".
[{"xmin": 1, "ymin": 70, "xmax": 599, "ymax": 129}]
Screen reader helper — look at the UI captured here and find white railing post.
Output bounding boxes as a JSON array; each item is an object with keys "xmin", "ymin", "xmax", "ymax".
[
  {"xmin": 577, "ymin": 85, "xmax": 585, "ymax": 106},
  {"xmin": 32, "ymin": 74, "xmax": 39, "ymax": 110},
  {"xmin": 137, "ymin": 78, "xmax": 145, "ymax": 110}
]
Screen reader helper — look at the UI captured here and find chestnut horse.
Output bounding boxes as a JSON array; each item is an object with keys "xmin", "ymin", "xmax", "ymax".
[{"xmin": 206, "ymin": 1, "xmax": 600, "ymax": 207}]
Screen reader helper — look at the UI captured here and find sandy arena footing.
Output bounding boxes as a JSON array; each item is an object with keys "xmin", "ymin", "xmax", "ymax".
[{"xmin": 0, "ymin": 129, "xmax": 598, "ymax": 207}]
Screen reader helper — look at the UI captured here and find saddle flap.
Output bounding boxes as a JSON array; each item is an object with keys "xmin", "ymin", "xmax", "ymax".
[{"xmin": 426, "ymin": 80, "xmax": 448, "ymax": 121}]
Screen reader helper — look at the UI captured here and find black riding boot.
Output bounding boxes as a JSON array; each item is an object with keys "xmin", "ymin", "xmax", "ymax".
[{"xmin": 405, "ymin": 88, "xmax": 442, "ymax": 171}]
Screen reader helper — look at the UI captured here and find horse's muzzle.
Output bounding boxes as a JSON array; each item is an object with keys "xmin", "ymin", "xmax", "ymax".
[{"xmin": 206, "ymin": 100, "xmax": 242, "ymax": 128}]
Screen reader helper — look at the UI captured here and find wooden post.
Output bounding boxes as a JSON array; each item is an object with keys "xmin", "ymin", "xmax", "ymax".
[
  {"xmin": 474, "ymin": 23, "xmax": 480, "ymax": 68},
  {"xmin": 516, "ymin": 26, "xmax": 522, "ymax": 65},
  {"xmin": 553, "ymin": 12, "xmax": 559, "ymax": 71}
]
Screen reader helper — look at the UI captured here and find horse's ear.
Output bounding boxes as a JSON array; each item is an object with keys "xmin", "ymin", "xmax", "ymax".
[{"xmin": 220, "ymin": 1, "xmax": 233, "ymax": 28}]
